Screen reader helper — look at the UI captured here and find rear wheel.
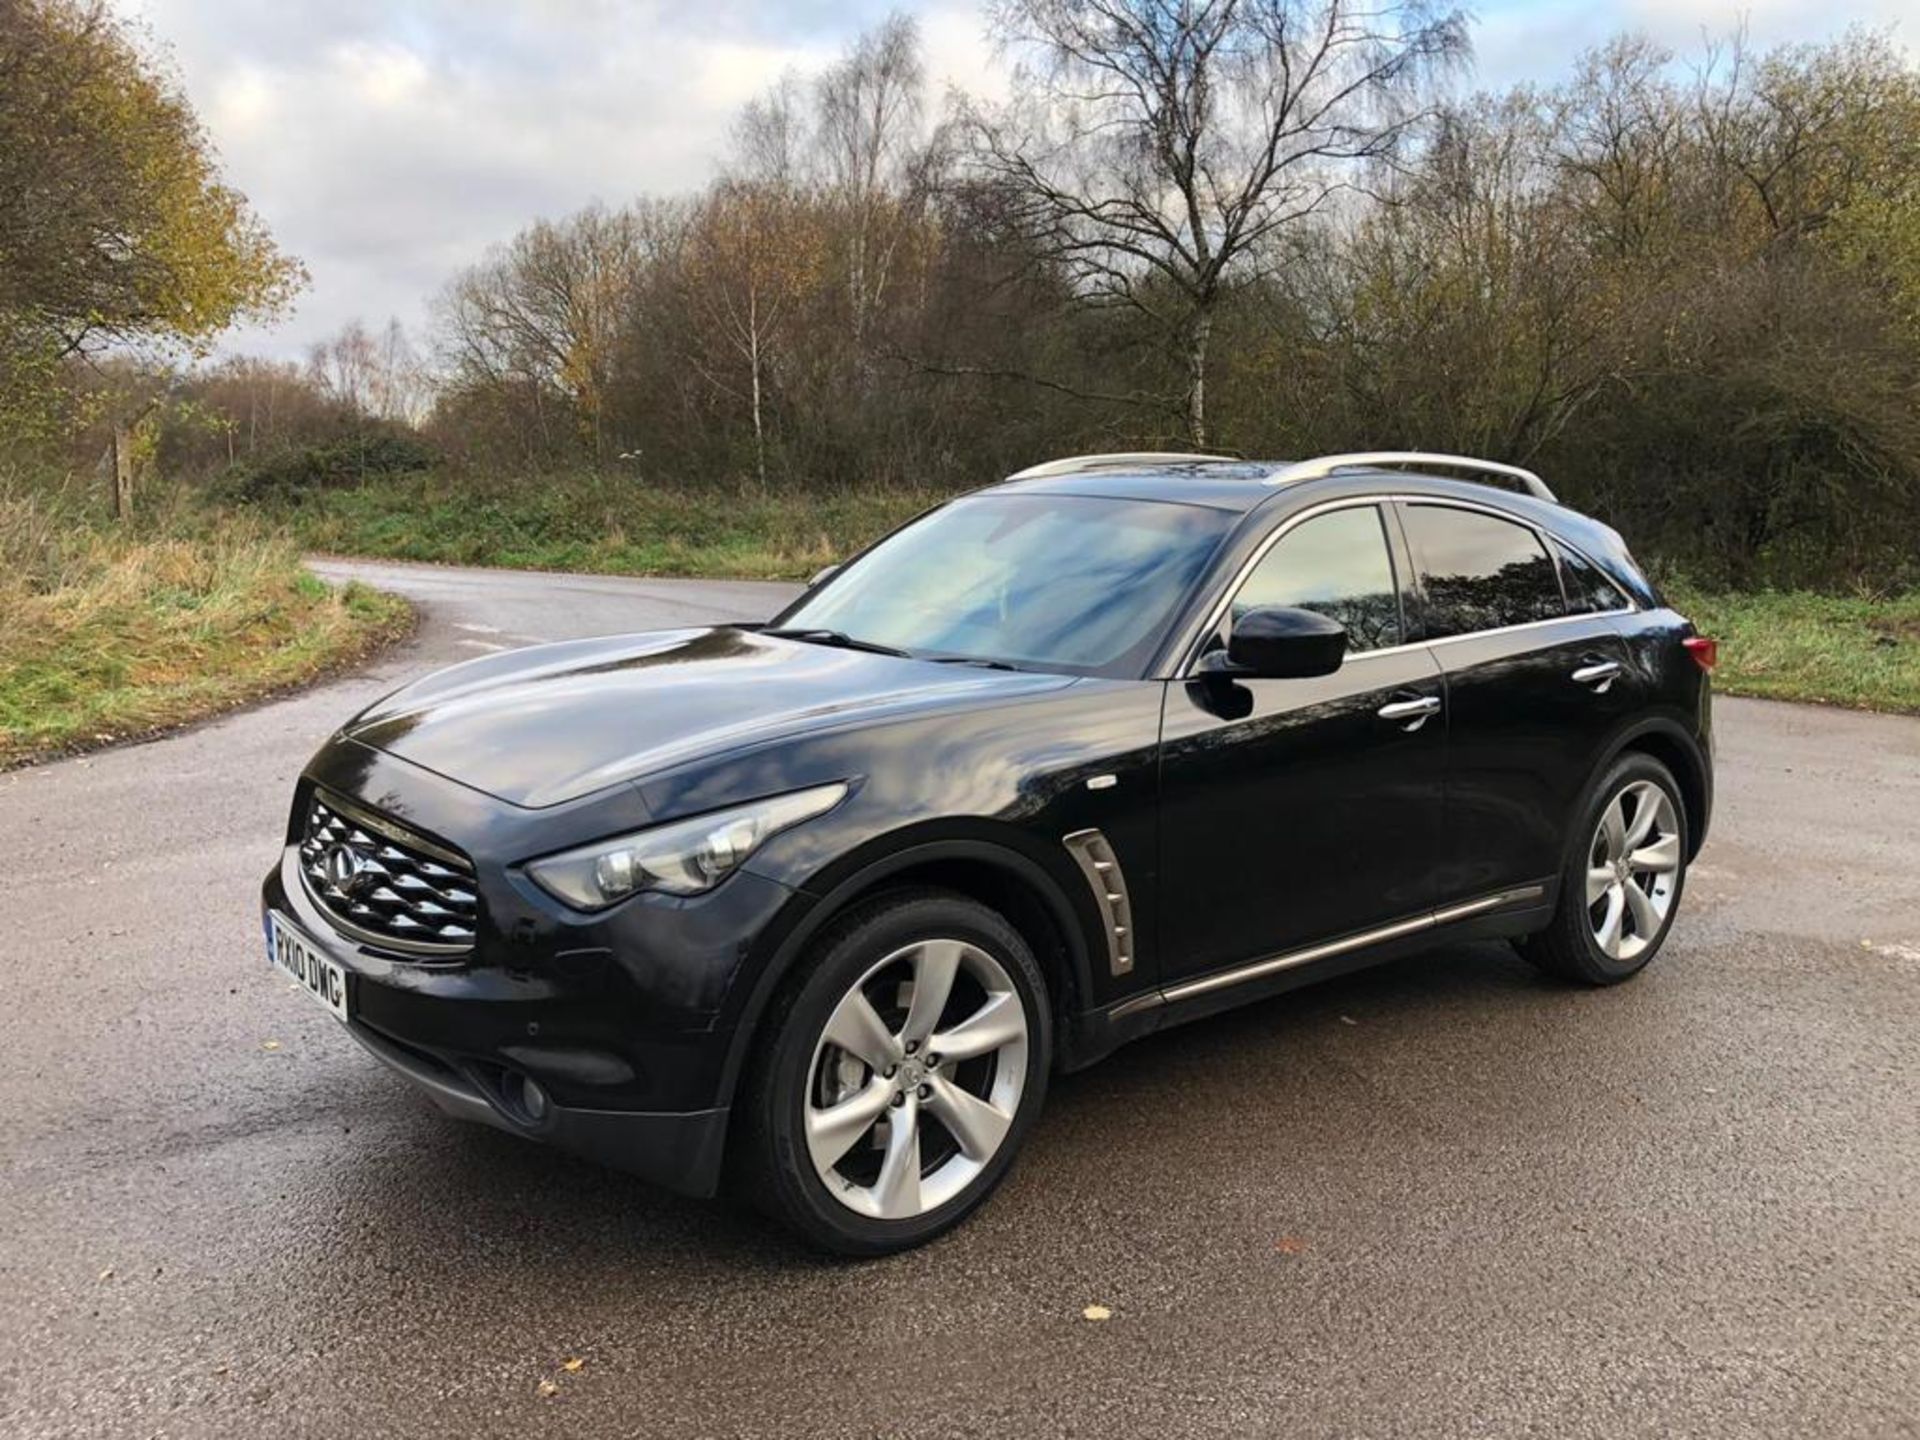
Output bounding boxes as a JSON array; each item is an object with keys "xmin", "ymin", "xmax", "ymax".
[
  {"xmin": 738, "ymin": 890, "xmax": 1050, "ymax": 1254},
  {"xmin": 1520, "ymin": 752, "xmax": 1689, "ymax": 985}
]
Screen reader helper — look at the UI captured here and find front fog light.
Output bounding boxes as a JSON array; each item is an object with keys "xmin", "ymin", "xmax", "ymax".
[{"xmin": 517, "ymin": 1075, "xmax": 549, "ymax": 1122}]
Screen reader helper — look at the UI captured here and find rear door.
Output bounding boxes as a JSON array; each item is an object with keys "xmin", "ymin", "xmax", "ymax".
[
  {"xmin": 1396, "ymin": 501, "xmax": 1641, "ymax": 908},
  {"xmin": 1156, "ymin": 502, "xmax": 1447, "ymax": 980}
]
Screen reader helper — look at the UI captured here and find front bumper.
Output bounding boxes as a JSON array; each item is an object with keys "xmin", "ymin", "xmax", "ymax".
[
  {"xmin": 264, "ymin": 861, "xmax": 758, "ymax": 1195},
  {"xmin": 345, "ymin": 1010, "xmax": 729, "ymax": 1195},
  {"xmin": 260, "ymin": 743, "xmax": 816, "ymax": 1197}
]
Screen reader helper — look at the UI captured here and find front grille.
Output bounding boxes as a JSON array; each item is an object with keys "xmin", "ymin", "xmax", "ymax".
[{"xmin": 298, "ymin": 790, "xmax": 478, "ymax": 956}]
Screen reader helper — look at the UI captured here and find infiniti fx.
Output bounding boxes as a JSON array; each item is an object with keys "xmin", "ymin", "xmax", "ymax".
[{"xmin": 261, "ymin": 451, "xmax": 1714, "ymax": 1253}]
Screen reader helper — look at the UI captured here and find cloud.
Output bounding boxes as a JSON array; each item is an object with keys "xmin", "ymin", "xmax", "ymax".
[
  {"xmin": 123, "ymin": 0, "xmax": 994, "ymax": 358},
  {"xmin": 119, "ymin": 0, "xmax": 1902, "ymax": 361},
  {"xmin": 1470, "ymin": 0, "xmax": 1912, "ymax": 92}
]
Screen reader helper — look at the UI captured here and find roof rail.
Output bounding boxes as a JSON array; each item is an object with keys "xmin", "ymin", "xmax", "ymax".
[
  {"xmin": 1263, "ymin": 451, "xmax": 1556, "ymax": 502},
  {"xmin": 1007, "ymin": 451, "xmax": 1242, "ymax": 481}
]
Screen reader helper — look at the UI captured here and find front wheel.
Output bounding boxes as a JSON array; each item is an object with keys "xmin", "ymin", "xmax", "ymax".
[
  {"xmin": 737, "ymin": 890, "xmax": 1050, "ymax": 1255},
  {"xmin": 1520, "ymin": 752, "xmax": 1690, "ymax": 985}
]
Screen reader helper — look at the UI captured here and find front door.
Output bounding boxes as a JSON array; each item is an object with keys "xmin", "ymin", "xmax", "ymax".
[{"xmin": 1156, "ymin": 502, "xmax": 1448, "ymax": 981}]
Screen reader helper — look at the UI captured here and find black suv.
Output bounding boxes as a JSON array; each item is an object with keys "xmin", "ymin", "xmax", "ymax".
[{"xmin": 262, "ymin": 451, "xmax": 1714, "ymax": 1253}]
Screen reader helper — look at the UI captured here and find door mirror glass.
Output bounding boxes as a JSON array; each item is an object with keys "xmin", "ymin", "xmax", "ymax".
[{"xmin": 1214, "ymin": 606, "xmax": 1347, "ymax": 678}]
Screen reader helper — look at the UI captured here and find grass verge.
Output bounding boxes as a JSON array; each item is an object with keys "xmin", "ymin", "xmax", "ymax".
[
  {"xmin": 1671, "ymin": 586, "xmax": 1920, "ymax": 713},
  {"xmin": 280, "ymin": 470, "xmax": 945, "ymax": 580},
  {"xmin": 1, "ymin": 514, "xmax": 412, "ymax": 768}
]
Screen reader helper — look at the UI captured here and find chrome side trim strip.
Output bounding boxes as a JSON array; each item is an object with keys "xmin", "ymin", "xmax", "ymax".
[
  {"xmin": 1062, "ymin": 828, "xmax": 1136, "ymax": 977},
  {"xmin": 1160, "ymin": 912, "xmax": 1434, "ymax": 1004},
  {"xmin": 1146, "ymin": 884, "xmax": 1549, "ymax": 1008},
  {"xmin": 1431, "ymin": 884, "xmax": 1546, "ymax": 926}
]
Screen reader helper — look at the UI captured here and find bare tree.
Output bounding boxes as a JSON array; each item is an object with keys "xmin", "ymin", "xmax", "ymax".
[
  {"xmin": 815, "ymin": 13, "xmax": 938, "ymax": 382},
  {"xmin": 733, "ymin": 73, "xmax": 809, "ymax": 188},
  {"xmin": 308, "ymin": 319, "xmax": 430, "ymax": 424},
  {"xmin": 685, "ymin": 181, "xmax": 826, "ymax": 484},
  {"xmin": 434, "ymin": 204, "xmax": 644, "ymax": 460},
  {"xmin": 965, "ymin": 0, "xmax": 1466, "ymax": 444}
]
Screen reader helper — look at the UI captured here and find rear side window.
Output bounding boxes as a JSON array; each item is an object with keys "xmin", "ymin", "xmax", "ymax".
[
  {"xmin": 1552, "ymin": 538, "xmax": 1628, "ymax": 615},
  {"xmin": 1404, "ymin": 504, "xmax": 1563, "ymax": 639},
  {"xmin": 1233, "ymin": 505, "xmax": 1403, "ymax": 652}
]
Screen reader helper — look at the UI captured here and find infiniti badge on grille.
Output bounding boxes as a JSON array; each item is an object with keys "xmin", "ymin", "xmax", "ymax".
[
  {"xmin": 324, "ymin": 843, "xmax": 375, "ymax": 897},
  {"xmin": 301, "ymin": 793, "xmax": 477, "ymax": 953}
]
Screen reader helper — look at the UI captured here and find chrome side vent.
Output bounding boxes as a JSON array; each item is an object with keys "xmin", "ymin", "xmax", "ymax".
[{"xmin": 1063, "ymin": 828, "xmax": 1135, "ymax": 977}]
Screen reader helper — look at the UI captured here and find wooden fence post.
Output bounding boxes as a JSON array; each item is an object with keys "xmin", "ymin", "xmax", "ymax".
[{"xmin": 111, "ymin": 422, "xmax": 135, "ymax": 520}]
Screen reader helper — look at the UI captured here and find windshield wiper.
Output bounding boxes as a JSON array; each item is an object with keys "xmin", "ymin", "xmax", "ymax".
[
  {"xmin": 923, "ymin": 655, "xmax": 1027, "ymax": 672},
  {"xmin": 762, "ymin": 627, "xmax": 915, "ymax": 659}
]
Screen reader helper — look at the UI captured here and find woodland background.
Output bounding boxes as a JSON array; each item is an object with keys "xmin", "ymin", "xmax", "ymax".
[{"xmin": 4, "ymin": 0, "xmax": 1920, "ymax": 758}]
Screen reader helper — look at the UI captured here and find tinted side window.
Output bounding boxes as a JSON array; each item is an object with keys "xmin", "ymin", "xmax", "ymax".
[
  {"xmin": 1405, "ymin": 505, "xmax": 1563, "ymax": 639},
  {"xmin": 1552, "ymin": 537, "xmax": 1627, "ymax": 615},
  {"xmin": 1234, "ymin": 506, "xmax": 1403, "ymax": 652}
]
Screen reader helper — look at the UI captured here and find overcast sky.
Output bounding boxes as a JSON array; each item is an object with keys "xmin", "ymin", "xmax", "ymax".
[{"xmin": 122, "ymin": 0, "xmax": 1914, "ymax": 361}]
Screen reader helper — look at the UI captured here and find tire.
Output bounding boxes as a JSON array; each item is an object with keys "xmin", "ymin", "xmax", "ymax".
[
  {"xmin": 1519, "ymin": 752, "xmax": 1690, "ymax": 985},
  {"xmin": 736, "ymin": 888, "xmax": 1051, "ymax": 1255}
]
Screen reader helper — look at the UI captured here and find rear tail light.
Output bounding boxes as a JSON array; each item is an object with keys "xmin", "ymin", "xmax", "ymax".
[{"xmin": 1683, "ymin": 636, "xmax": 1717, "ymax": 671}]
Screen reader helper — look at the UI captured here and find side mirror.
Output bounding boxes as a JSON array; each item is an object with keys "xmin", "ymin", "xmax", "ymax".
[
  {"xmin": 1203, "ymin": 606, "xmax": 1347, "ymax": 679},
  {"xmin": 808, "ymin": 563, "xmax": 840, "ymax": 588}
]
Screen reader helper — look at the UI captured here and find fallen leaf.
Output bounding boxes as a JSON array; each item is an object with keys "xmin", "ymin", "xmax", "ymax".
[
  {"xmin": 98, "ymin": 1266, "xmax": 114, "ymax": 1281},
  {"xmin": 261, "ymin": 1040, "xmax": 281, "ymax": 1051},
  {"xmin": 1274, "ymin": 1236, "xmax": 1308, "ymax": 1255},
  {"xmin": 535, "ymin": 1379, "xmax": 560, "ymax": 1398},
  {"xmin": 560, "ymin": 1358, "xmax": 585, "ymax": 1373},
  {"xmin": 1081, "ymin": 1304, "xmax": 1112, "ymax": 1322}
]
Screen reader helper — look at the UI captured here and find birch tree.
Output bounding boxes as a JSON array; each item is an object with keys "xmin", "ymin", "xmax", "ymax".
[
  {"xmin": 965, "ymin": 0, "xmax": 1465, "ymax": 445},
  {"xmin": 687, "ymin": 182, "xmax": 825, "ymax": 484}
]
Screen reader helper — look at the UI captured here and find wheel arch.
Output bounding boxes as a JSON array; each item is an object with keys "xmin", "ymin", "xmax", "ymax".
[
  {"xmin": 1596, "ymin": 715, "xmax": 1712, "ymax": 858},
  {"xmin": 717, "ymin": 836, "xmax": 1098, "ymax": 1111}
]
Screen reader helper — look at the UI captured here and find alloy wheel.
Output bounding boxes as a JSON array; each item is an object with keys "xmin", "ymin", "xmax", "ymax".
[
  {"xmin": 1587, "ymin": 779, "xmax": 1681, "ymax": 962},
  {"xmin": 804, "ymin": 938, "xmax": 1030, "ymax": 1220}
]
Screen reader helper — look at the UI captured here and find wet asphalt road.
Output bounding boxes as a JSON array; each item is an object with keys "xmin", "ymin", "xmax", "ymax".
[{"xmin": 3, "ymin": 558, "xmax": 1917, "ymax": 1439}]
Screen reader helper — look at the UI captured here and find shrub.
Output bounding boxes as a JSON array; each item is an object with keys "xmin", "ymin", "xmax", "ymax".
[{"xmin": 223, "ymin": 431, "xmax": 438, "ymax": 505}]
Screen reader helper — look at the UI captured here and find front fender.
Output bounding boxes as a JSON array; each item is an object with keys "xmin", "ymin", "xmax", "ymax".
[{"xmin": 712, "ymin": 827, "xmax": 1103, "ymax": 1113}]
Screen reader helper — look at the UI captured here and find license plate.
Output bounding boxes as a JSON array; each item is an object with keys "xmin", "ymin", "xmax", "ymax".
[{"xmin": 266, "ymin": 912, "xmax": 349, "ymax": 1023}]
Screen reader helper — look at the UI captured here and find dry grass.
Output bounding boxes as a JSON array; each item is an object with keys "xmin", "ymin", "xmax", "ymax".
[{"xmin": 0, "ymin": 493, "xmax": 412, "ymax": 767}]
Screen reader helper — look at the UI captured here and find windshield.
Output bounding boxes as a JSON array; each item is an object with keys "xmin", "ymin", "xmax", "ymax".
[{"xmin": 774, "ymin": 493, "xmax": 1235, "ymax": 676}]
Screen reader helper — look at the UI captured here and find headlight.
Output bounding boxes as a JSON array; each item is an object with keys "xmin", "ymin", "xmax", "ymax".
[{"xmin": 524, "ymin": 782, "xmax": 849, "ymax": 910}]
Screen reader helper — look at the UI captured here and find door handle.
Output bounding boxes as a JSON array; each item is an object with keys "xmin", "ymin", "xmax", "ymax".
[
  {"xmin": 1377, "ymin": 695, "xmax": 1442, "ymax": 730},
  {"xmin": 1571, "ymin": 659, "xmax": 1622, "ymax": 692}
]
